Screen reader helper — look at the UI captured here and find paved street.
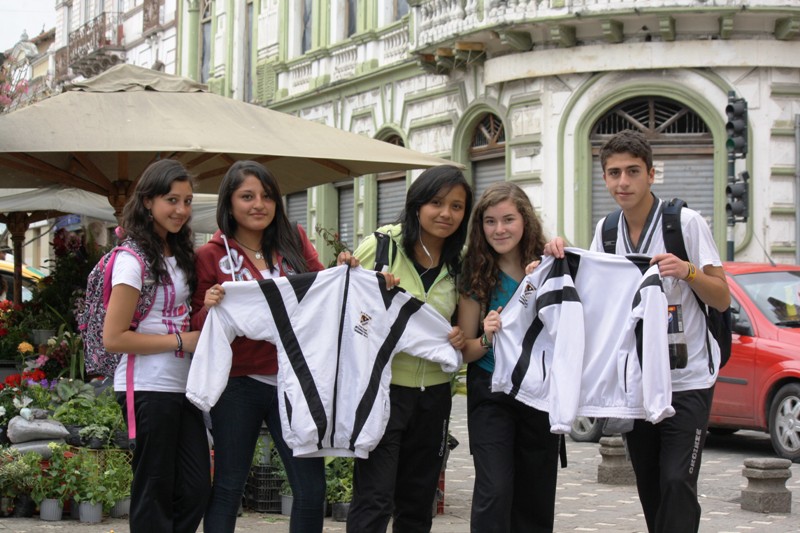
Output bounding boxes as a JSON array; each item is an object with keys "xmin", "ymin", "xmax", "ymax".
[{"xmin": 0, "ymin": 393, "xmax": 797, "ymax": 532}]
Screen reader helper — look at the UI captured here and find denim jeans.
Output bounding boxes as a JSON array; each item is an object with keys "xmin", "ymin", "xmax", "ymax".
[{"xmin": 203, "ymin": 376, "xmax": 326, "ymax": 533}]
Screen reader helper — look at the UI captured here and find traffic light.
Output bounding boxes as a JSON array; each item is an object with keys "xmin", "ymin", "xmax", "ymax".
[
  {"xmin": 725, "ymin": 95, "xmax": 748, "ymax": 158},
  {"xmin": 726, "ymin": 170, "xmax": 749, "ymax": 223}
]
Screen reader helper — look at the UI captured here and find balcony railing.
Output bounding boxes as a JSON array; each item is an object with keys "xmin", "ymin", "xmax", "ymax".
[{"xmin": 68, "ymin": 12, "xmax": 124, "ymax": 78}]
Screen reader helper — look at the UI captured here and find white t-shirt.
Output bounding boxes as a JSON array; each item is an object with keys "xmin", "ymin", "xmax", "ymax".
[
  {"xmin": 591, "ymin": 198, "xmax": 723, "ymax": 392},
  {"xmin": 111, "ymin": 251, "xmax": 192, "ymax": 393}
]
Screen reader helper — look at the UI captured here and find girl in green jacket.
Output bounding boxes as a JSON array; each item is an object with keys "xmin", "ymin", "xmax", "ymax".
[{"xmin": 348, "ymin": 165, "xmax": 472, "ymax": 533}]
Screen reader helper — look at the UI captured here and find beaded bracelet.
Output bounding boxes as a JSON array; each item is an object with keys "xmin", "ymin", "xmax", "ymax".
[{"xmin": 685, "ymin": 261, "xmax": 697, "ymax": 282}]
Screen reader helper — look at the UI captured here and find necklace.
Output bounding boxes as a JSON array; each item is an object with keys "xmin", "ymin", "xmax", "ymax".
[{"xmin": 237, "ymin": 241, "xmax": 264, "ymax": 260}]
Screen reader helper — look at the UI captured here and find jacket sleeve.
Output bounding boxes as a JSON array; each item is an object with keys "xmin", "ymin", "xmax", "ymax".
[
  {"xmin": 353, "ymin": 233, "xmax": 378, "ymax": 272},
  {"xmin": 298, "ymin": 224, "xmax": 325, "ymax": 272},
  {"xmin": 535, "ymin": 259, "xmax": 585, "ymax": 434},
  {"xmin": 190, "ymin": 244, "xmax": 218, "ymax": 331},
  {"xmin": 396, "ymin": 297, "xmax": 462, "ymax": 372},
  {"xmin": 637, "ymin": 266, "xmax": 675, "ymax": 423},
  {"xmin": 186, "ymin": 304, "xmax": 239, "ymax": 411}
]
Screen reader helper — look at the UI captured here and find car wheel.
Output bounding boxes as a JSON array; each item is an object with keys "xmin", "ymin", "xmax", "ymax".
[
  {"xmin": 768, "ymin": 383, "xmax": 800, "ymax": 461},
  {"xmin": 569, "ymin": 417, "xmax": 604, "ymax": 443}
]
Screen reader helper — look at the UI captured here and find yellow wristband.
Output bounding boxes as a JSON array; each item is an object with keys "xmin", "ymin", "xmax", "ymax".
[{"xmin": 685, "ymin": 261, "xmax": 697, "ymax": 282}]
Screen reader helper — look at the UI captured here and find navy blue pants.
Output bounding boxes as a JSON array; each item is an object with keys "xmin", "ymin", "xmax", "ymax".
[
  {"xmin": 347, "ymin": 382, "xmax": 452, "ymax": 533},
  {"xmin": 203, "ymin": 376, "xmax": 326, "ymax": 533},
  {"xmin": 467, "ymin": 364, "xmax": 560, "ymax": 533},
  {"xmin": 624, "ymin": 387, "xmax": 714, "ymax": 533},
  {"xmin": 117, "ymin": 391, "xmax": 210, "ymax": 533}
]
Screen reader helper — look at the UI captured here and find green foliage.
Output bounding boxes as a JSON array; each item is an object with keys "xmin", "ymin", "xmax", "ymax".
[
  {"xmin": 103, "ymin": 450, "xmax": 132, "ymax": 502},
  {"xmin": 29, "ymin": 443, "xmax": 75, "ymax": 504},
  {"xmin": 0, "ymin": 448, "xmax": 37, "ymax": 499},
  {"xmin": 72, "ymin": 449, "xmax": 115, "ymax": 508},
  {"xmin": 51, "ymin": 378, "xmax": 95, "ymax": 406},
  {"xmin": 79, "ymin": 424, "xmax": 111, "ymax": 446},
  {"xmin": 52, "ymin": 397, "xmax": 95, "ymax": 426},
  {"xmin": 315, "ymin": 225, "xmax": 352, "ymax": 267},
  {"xmin": 325, "ymin": 457, "xmax": 354, "ymax": 503},
  {"xmin": 31, "ymin": 229, "xmax": 107, "ymax": 331}
]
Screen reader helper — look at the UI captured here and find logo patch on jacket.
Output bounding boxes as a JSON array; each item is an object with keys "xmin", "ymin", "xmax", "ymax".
[
  {"xmin": 354, "ymin": 312, "xmax": 372, "ymax": 337},
  {"xmin": 518, "ymin": 281, "xmax": 536, "ymax": 308}
]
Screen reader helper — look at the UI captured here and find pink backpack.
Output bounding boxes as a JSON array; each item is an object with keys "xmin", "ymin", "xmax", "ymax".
[
  {"xmin": 77, "ymin": 239, "xmax": 156, "ymax": 447},
  {"xmin": 78, "ymin": 240, "xmax": 157, "ymax": 377}
]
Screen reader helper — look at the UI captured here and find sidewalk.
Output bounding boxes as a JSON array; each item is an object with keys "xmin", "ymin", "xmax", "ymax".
[{"xmin": 0, "ymin": 394, "xmax": 797, "ymax": 532}]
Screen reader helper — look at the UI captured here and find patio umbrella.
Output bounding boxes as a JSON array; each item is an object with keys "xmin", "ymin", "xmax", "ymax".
[
  {"xmin": 0, "ymin": 186, "xmax": 220, "ymax": 303},
  {"xmin": 0, "ymin": 63, "xmax": 455, "ymax": 207}
]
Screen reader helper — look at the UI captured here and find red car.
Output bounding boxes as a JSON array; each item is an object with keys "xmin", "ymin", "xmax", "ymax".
[
  {"xmin": 571, "ymin": 262, "xmax": 800, "ymax": 461},
  {"xmin": 709, "ymin": 262, "xmax": 800, "ymax": 460}
]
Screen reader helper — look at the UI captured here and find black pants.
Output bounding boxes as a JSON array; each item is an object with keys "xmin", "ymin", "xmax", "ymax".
[
  {"xmin": 117, "ymin": 391, "xmax": 211, "ymax": 533},
  {"xmin": 624, "ymin": 387, "xmax": 714, "ymax": 533},
  {"xmin": 467, "ymin": 364, "xmax": 560, "ymax": 533},
  {"xmin": 347, "ymin": 382, "xmax": 452, "ymax": 533}
]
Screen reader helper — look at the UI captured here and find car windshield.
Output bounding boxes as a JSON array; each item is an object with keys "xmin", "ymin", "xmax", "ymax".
[{"xmin": 734, "ymin": 270, "xmax": 800, "ymax": 327}]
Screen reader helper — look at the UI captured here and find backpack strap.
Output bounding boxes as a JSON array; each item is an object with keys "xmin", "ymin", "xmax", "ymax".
[
  {"xmin": 601, "ymin": 208, "xmax": 622, "ymax": 254},
  {"xmin": 661, "ymin": 198, "xmax": 720, "ymax": 374},
  {"xmin": 662, "ymin": 198, "xmax": 688, "ymax": 261}
]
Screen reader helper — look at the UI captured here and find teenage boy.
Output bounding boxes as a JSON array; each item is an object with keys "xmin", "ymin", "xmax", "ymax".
[{"xmin": 545, "ymin": 129, "xmax": 730, "ymax": 533}]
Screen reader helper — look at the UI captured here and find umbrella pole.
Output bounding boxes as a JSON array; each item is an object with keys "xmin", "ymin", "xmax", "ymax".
[{"xmin": 6, "ymin": 212, "xmax": 30, "ymax": 306}]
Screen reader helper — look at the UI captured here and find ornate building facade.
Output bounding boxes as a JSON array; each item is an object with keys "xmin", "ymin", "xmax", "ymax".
[{"xmin": 162, "ymin": 2, "xmax": 800, "ymax": 261}]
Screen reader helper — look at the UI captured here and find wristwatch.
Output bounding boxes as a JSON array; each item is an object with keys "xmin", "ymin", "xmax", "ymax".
[{"xmin": 480, "ymin": 333, "xmax": 490, "ymax": 350}]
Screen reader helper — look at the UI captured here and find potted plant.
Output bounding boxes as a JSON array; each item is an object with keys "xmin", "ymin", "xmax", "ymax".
[
  {"xmin": 0, "ymin": 448, "xmax": 33, "ymax": 516},
  {"xmin": 104, "ymin": 450, "xmax": 132, "ymax": 518},
  {"xmin": 72, "ymin": 448, "xmax": 114, "ymax": 523},
  {"xmin": 30, "ymin": 443, "xmax": 73, "ymax": 521},
  {"xmin": 79, "ymin": 424, "xmax": 111, "ymax": 449},
  {"xmin": 325, "ymin": 457, "xmax": 354, "ymax": 522}
]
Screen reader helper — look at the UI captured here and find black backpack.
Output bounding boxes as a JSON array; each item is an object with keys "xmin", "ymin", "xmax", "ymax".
[{"xmin": 601, "ymin": 198, "xmax": 732, "ymax": 372}]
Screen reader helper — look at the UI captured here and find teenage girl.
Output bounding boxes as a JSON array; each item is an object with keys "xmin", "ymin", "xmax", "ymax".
[
  {"xmin": 103, "ymin": 159, "xmax": 210, "ymax": 533},
  {"xmin": 193, "ymin": 160, "xmax": 356, "ymax": 533},
  {"xmin": 458, "ymin": 182, "xmax": 560, "ymax": 533},
  {"xmin": 347, "ymin": 165, "xmax": 471, "ymax": 533}
]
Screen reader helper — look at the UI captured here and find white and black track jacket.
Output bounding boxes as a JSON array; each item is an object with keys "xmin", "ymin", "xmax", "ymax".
[
  {"xmin": 186, "ymin": 265, "xmax": 461, "ymax": 459},
  {"xmin": 492, "ymin": 248, "xmax": 674, "ymax": 433}
]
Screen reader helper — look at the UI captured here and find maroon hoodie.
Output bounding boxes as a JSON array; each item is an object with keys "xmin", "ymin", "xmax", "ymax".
[{"xmin": 190, "ymin": 226, "xmax": 324, "ymax": 376}]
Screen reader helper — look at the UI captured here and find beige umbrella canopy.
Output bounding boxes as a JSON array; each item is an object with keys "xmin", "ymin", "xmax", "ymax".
[{"xmin": 0, "ymin": 64, "xmax": 457, "ymax": 211}]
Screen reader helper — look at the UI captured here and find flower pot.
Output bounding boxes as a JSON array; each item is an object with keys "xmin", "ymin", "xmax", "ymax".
[
  {"xmin": 64, "ymin": 424, "xmax": 83, "ymax": 447},
  {"xmin": 112, "ymin": 429, "xmax": 130, "ymax": 450},
  {"xmin": 86, "ymin": 436, "xmax": 105, "ymax": 449},
  {"xmin": 31, "ymin": 329, "xmax": 56, "ymax": 347},
  {"xmin": 78, "ymin": 501, "xmax": 103, "ymax": 523},
  {"xmin": 280, "ymin": 494, "xmax": 293, "ymax": 516},
  {"xmin": 110, "ymin": 497, "xmax": 130, "ymax": 518},
  {"xmin": 12, "ymin": 493, "xmax": 35, "ymax": 517},
  {"xmin": 331, "ymin": 501, "xmax": 350, "ymax": 522},
  {"xmin": 0, "ymin": 496, "xmax": 13, "ymax": 517},
  {"xmin": 39, "ymin": 498, "xmax": 63, "ymax": 521},
  {"xmin": 69, "ymin": 497, "xmax": 80, "ymax": 520}
]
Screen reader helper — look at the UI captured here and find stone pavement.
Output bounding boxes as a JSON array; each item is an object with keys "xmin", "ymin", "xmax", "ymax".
[{"xmin": 0, "ymin": 394, "xmax": 798, "ymax": 532}]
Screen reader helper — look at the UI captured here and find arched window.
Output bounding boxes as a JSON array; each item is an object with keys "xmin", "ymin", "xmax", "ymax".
[
  {"xmin": 590, "ymin": 97, "xmax": 714, "ymax": 228},
  {"xmin": 469, "ymin": 114, "xmax": 506, "ymax": 200}
]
